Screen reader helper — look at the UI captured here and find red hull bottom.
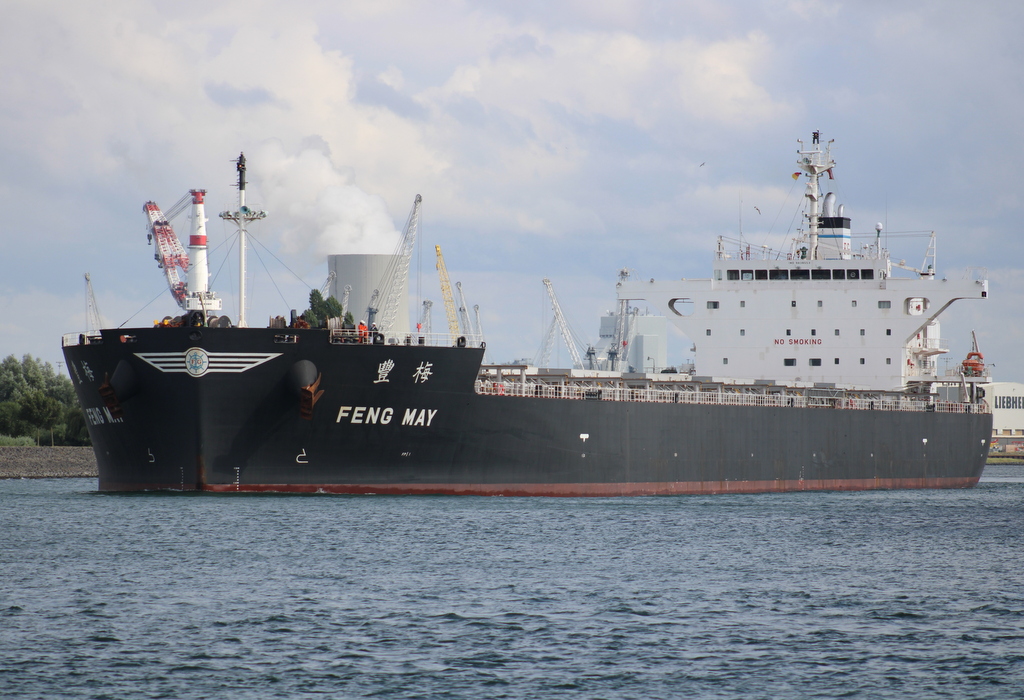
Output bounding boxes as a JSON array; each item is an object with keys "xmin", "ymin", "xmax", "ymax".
[{"xmin": 101, "ymin": 476, "xmax": 981, "ymax": 495}]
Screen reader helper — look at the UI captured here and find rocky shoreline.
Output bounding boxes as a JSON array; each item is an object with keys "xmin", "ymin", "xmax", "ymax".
[{"xmin": 0, "ymin": 447, "xmax": 98, "ymax": 479}]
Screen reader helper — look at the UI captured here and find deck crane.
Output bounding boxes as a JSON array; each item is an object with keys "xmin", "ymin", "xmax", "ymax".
[
  {"xmin": 541, "ymin": 278, "xmax": 584, "ymax": 369},
  {"xmin": 434, "ymin": 245, "xmax": 461, "ymax": 340},
  {"xmin": 375, "ymin": 194, "xmax": 422, "ymax": 335},
  {"xmin": 144, "ymin": 190, "xmax": 223, "ymax": 315}
]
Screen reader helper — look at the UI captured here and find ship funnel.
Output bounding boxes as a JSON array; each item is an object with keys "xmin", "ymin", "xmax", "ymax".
[{"xmin": 823, "ymin": 192, "xmax": 836, "ymax": 217}]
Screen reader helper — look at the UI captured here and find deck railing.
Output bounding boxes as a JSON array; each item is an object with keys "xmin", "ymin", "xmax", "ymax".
[{"xmin": 474, "ymin": 380, "xmax": 988, "ymax": 414}]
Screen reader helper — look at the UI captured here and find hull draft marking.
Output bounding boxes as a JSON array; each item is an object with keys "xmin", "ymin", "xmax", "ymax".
[{"xmin": 135, "ymin": 349, "xmax": 281, "ymax": 375}]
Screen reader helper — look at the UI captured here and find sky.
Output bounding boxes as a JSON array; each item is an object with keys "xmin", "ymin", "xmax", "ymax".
[{"xmin": 2, "ymin": 0, "xmax": 1022, "ymax": 381}]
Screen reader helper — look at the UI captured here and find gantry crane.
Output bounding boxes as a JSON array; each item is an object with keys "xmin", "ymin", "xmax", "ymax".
[{"xmin": 434, "ymin": 245, "xmax": 461, "ymax": 339}]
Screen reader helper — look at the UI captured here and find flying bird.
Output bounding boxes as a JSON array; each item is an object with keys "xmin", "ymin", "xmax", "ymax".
[
  {"xmin": 699, "ymin": 162, "xmax": 705, "ymax": 167},
  {"xmin": 754, "ymin": 206, "xmax": 761, "ymax": 215}
]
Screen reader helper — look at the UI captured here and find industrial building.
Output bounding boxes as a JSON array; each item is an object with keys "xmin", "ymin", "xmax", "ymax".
[{"xmin": 988, "ymin": 381, "xmax": 1024, "ymax": 452}]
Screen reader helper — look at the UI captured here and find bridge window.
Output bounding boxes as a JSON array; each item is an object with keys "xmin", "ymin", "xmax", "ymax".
[
  {"xmin": 847, "ymin": 270, "xmax": 860, "ymax": 280},
  {"xmin": 784, "ymin": 358, "xmax": 796, "ymax": 366},
  {"xmin": 861, "ymin": 269, "xmax": 874, "ymax": 280},
  {"xmin": 769, "ymin": 269, "xmax": 789, "ymax": 280},
  {"xmin": 809, "ymin": 358, "xmax": 822, "ymax": 367},
  {"xmin": 727, "ymin": 270, "xmax": 740, "ymax": 280},
  {"xmin": 812, "ymin": 269, "xmax": 831, "ymax": 280},
  {"xmin": 755, "ymin": 270, "xmax": 768, "ymax": 280},
  {"xmin": 833, "ymin": 269, "xmax": 845, "ymax": 279},
  {"xmin": 742, "ymin": 270, "xmax": 753, "ymax": 280},
  {"xmin": 791, "ymin": 269, "xmax": 810, "ymax": 280}
]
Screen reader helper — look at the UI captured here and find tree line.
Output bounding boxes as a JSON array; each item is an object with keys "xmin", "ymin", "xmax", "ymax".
[{"xmin": 0, "ymin": 354, "xmax": 89, "ymax": 446}]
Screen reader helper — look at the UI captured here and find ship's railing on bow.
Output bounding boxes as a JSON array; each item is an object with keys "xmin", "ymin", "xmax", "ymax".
[
  {"xmin": 473, "ymin": 380, "xmax": 988, "ymax": 414},
  {"xmin": 328, "ymin": 329, "xmax": 484, "ymax": 348}
]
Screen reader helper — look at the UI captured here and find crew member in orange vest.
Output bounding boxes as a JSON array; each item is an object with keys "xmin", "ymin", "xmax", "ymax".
[{"xmin": 357, "ymin": 320, "xmax": 368, "ymax": 342}]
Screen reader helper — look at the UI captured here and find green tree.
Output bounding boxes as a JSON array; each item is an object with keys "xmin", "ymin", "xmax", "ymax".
[
  {"xmin": 61, "ymin": 406, "xmax": 90, "ymax": 446},
  {"xmin": 0, "ymin": 354, "xmax": 87, "ymax": 444},
  {"xmin": 18, "ymin": 390, "xmax": 62, "ymax": 446},
  {"xmin": 0, "ymin": 400, "xmax": 27, "ymax": 438},
  {"xmin": 323, "ymin": 295, "xmax": 343, "ymax": 320},
  {"xmin": 301, "ymin": 290, "xmax": 344, "ymax": 328}
]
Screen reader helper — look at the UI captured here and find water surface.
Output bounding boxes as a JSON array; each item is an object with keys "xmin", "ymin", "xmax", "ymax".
[{"xmin": 2, "ymin": 467, "xmax": 1023, "ymax": 698}]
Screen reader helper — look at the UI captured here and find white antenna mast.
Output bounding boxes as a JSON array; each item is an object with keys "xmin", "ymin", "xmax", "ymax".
[
  {"xmin": 219, "ymin": 153, "xmax": 266, "ymax": 327},
  {"xmin": 796, "ymin": 131, "xmax": 835, "ymax": 260}
]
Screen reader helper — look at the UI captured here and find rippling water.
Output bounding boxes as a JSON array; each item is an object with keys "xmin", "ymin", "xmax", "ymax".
[{"xmin": 3, "ymin": 468, "xmax": 1023, "ymax": 699}]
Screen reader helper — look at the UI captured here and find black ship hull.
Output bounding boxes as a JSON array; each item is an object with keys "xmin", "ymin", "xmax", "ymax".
[{"xmin": 63, "ymin": 327, "xmax": 991, "ymax": 495}]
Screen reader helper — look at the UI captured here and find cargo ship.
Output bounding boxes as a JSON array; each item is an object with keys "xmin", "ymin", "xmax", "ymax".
[{"xmin": 62, "ymin": 133, "xmax": 992, "ymax": 494}]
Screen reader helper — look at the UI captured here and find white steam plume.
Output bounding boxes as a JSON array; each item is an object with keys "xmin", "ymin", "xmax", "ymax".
[{"xmin": 251, "ymin": 140, "xmax": 401, "ymax": 259}]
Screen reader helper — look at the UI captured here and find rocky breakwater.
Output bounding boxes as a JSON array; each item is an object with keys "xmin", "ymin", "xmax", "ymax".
[{"xmin": 0, "ymin": 447, "xmax": 97, "ymax": 478}]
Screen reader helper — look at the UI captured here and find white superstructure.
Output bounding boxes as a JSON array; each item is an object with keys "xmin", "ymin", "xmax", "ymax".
[{"xmin": 618, "ymin": 132, "xmax": 989, "ymax": 391}]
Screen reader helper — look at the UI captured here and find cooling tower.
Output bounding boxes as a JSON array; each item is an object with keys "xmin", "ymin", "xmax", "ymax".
[{"xmin": 327, "ymin": 254, "xmax": 411, "ymax": 337}]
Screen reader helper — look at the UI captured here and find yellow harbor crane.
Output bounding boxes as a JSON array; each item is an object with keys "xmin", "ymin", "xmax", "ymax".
[{"xmin": 434, "ymin": 245, "xmax": 461, "ymax": 339}]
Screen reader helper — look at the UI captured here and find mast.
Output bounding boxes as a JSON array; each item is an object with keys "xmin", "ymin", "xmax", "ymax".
[
  {"xmin": 796, "ymin": 131, "xmax": 835, "ymax": 260},
  {"xmin": 219, "ymin": 153, "xmax": 266, "ymax": 327}
]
